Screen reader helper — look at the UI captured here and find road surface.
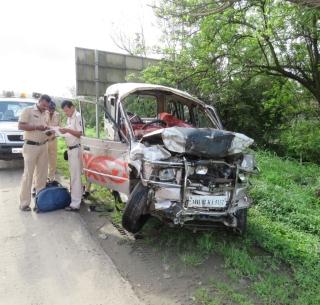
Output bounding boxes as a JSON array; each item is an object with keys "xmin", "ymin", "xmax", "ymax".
[{"xmin": 0, "ymin": 160, "xmax": 143, "ymax": 305}]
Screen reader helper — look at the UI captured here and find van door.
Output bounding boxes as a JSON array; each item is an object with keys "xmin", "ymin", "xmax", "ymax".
[{"xmin": 80, "ymin": 97, "xmax": 130, "ymax": 195}]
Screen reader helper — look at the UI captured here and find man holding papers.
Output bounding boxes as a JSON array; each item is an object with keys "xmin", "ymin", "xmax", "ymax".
[{"xmin": 59, "ymin": 100, "xmax": 83, "ymax": 211}]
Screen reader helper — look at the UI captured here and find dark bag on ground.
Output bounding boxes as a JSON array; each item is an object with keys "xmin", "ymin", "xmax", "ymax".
[{"xmin": 35, "ymin": 184, "xmax": 71, "ymax": 213}]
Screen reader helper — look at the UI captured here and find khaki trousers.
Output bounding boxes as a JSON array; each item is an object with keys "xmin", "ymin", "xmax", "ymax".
[
  {"xmin": 20, "ymin": 143, "xmax": 48, "ymax": 208},
  {"xmin": 48, "ymin": 138, "xmax": 57, "ymax": 181},
  {"xmin": 68, "ymin": 147, "xmax": 83, "ymax": 209}
]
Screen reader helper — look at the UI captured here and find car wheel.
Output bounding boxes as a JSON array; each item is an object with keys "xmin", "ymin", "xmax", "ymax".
[
  {"xmin": 235, "ymin": 208, "xmax": 247, "ymax": 235},
  {"xmin": 122, "ymin": 182, "xmax": 150, "ymax": 233}
]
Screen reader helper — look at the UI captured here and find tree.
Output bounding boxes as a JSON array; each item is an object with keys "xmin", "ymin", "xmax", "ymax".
[
  {"xmin": 2, "ymin": 90, "xmax": 14, "ymax": 97},
  {"xmin": 152, "ymin": 0, "xmax": 320, "ymax": 105},
  {"xmin": 110, "ymin": 24, "xmax": 148, "ymax": 57}
]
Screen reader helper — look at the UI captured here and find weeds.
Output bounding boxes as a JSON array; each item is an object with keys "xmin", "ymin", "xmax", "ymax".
[{"xmin": 139, "ymin": 151, "xmax": 320, "ymax": 305}]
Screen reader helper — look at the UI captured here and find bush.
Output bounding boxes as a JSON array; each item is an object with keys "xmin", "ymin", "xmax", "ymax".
[{"xmin": 280, "ymin": 119, "xmax": 320, "ymax": 163}]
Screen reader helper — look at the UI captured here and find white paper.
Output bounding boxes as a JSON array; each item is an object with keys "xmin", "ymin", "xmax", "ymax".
[{"xmin": 45, "ymin": 127, "xmax": 69, "ymax": 137}]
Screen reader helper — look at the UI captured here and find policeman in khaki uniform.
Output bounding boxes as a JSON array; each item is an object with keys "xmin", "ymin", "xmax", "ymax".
[
  {"xmin": 47, "ymin": 101, "xmax": 60, "ymax": 181},
  {"xmin": 18, "ymin": 94, "xmax": 51, "ymax": 211},
  {"xmin": 59, "ymin": 100, "xmax": 83, "ymax": 211}
]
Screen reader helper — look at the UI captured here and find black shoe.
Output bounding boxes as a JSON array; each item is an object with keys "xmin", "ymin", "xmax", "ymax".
[
  {"xmin": 20, "ymin": 206, "xmax": 31, "ymax": 212},
  {"xmin": 65, "ymin": 206, "xmax": 79, "ymax": 212},
  {"xmin": 89, "ymin": 205, "xmax": 114, "ymax": 212},
  {"xmin": 83, "ymin": 191, "xmax": 90, "ymax": 199}
]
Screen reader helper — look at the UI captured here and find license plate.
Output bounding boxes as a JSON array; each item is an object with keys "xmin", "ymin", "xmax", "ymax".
[
  {"xmin": 12, "ymin": 148, "xmax": 22, "ymax": 153},
  {"xmin": 188, "ymin": 195, "xmax": 227, "ymax": 208}
]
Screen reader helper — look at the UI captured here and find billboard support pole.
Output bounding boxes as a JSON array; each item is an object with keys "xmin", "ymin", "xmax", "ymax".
[{"xmin": 94, "ymin": 49, "xmax": 100, "ymax": 138}]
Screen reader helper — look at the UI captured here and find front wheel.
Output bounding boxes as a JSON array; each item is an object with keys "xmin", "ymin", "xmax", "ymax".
[{"xmin": 122, "ymin": 182, "xmax": 150, "ymax": 233}]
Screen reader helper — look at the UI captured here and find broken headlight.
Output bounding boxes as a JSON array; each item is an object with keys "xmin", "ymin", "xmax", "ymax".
[
  {"xmin": 195, "ymin": 165, "xmax": 208, "ymax": 175},
  {"xmin": 240, "ymin": 154, "xmax": 256, "ymax": 172},
  {"xmin": 238, "ymin": 173, "xmax": 247, "ymax": 182},
  {"xmin": 158, "ymin": 168, "xmax": 176, "ymax": 181}
]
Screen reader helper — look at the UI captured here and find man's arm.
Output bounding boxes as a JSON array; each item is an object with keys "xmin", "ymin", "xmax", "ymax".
[
  {"xmin": 59, "ymin": 128, "xmax": 82, "ymax": 138},
  {"xmin": 18, "ymin": 121, "xmax": 47, "ymax": 131},
  {"xmin": 59, "ymin": 112, "xmax": 83, "ymax": 138}
]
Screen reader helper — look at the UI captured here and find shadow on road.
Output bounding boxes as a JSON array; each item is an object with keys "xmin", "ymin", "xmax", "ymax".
[{"xmin": 0, "ymin": 159, "xmax": 24, "ymax": 170}]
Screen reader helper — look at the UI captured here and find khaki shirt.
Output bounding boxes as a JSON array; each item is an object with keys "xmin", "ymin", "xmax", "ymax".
[
  {"xmin": 48, "ymin": 111, "xmax": 60, "ymax": 127},
  {"xmin": 19, "ymin": 104, "xmax": 48, "ymax": 143},
  {"xmin": 47, "ymin": 111, "xmax": 60, "ymax": 140},
  {"xmin": 65, "ymin": 110, "xmax": 82, "ymax": 147}
]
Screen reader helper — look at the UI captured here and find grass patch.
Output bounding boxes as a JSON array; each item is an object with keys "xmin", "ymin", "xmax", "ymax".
[
  {"xmin": 180, "ymin": 252, "xmax": 205, "ymax": 267},
  {"xmin": 194, "ymin": 281, "xmax": 255, "ymax": 305},
  {"xmin": 141, "ymin": 151, "xmax": 320, "ymax": 305},
  {"xmin": 57, "ymin": 138, "xmax": 69, "ymax": 178}
]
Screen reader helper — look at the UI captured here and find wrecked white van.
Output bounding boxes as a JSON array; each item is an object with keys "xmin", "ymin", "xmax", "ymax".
[{"xmin": 81, "ymin": 83, "xmax": 257, "ymax": 234}]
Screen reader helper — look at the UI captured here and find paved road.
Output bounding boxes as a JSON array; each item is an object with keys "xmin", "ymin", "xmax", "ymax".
[{"xmin": 0, "ymin": 160, "xmax": 143, "ymax": 305}]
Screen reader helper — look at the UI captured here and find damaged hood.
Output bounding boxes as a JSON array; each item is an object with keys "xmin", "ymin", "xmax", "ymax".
[{"xmin": 161, "ymin": 127, "xmax": 253, "ymax": 158}]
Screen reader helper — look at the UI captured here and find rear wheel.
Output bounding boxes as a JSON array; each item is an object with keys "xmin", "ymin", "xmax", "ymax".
[
  {"xmin": 122, "ymin": 182, "xmax": 150, "ymax": 233},
  {"xmin": 235, "ymin": 208, "xmax": 247, "ymax": 235}
]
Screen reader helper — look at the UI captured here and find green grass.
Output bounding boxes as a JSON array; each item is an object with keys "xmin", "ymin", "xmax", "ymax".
[
  {"xmin": 194, "ymin": 281, "xmax": 255, "ymax": 305},
  {"xmin": 141, "ymin": 151, "xmax": 320, "ymax": 305},
  {"xmin": 57, "ymin": 138, "xmax": 69, "ymax": 178}
]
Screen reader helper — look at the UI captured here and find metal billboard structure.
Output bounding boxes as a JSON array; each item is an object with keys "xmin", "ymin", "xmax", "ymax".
[
  {"xmin": 75, "ymin": 47, "xmax": 160, "ymax": 97},
  {"xmin": 75, "ymin": 47, "xmax": 160, "ymax": 137}
]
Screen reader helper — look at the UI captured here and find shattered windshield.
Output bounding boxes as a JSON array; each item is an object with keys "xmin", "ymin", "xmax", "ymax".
[
  {"xmin": 124, "ymin": 95, "xmax": 157, "ymax": 119},
  {"xmin": 165, "ymin": 100, "xmax": 215, "ymax": 128},
  {"xmin": 122, "ymin": 92, "xmax": 217, "ymax": 139}
]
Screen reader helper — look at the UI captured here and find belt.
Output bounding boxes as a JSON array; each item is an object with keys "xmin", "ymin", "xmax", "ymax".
[
  {"xmin": 68, "ymin": 144, "xmax": 80, "ymax": 150},
  {"xmin": 25, "ymin": 140, "xmax": 48, "ymax": 146}
]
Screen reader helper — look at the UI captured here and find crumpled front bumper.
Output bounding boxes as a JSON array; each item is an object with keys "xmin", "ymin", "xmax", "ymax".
[
  {"xmin": 141, "ymin": 158, "xmax": 252, "ymax": 227},
  {"xmin": 148, "ymin": 186, "xmax": 251, "ymax": 227}
]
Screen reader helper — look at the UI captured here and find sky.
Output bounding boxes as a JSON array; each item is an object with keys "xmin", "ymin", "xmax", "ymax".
[{"xmin": 0, "ymin": 0, "xmax": 161, "ymax": 98}]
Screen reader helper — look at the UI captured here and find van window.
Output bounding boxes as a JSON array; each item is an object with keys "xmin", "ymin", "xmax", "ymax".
[
  {"xmin": 124, "ymin": 95, "xmax": 157, "ymax": 119},
  {"xmin": 165, "ymin": 100, "xmax": 214, "ymax": 128}
]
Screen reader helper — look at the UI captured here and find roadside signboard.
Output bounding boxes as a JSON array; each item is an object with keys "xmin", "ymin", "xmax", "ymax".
[{"xmin": 75, "ymin": 47, "xmax": 159, "ymax": 97}]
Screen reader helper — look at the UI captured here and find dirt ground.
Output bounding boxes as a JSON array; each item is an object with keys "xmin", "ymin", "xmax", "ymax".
[{"xmin": 80, "ymin": 205, "xmax": 233, "ymax": 305}]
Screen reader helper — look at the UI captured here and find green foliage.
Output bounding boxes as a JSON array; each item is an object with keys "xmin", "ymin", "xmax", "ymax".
[
  {"xmin": 56, "ymin": 138, "xmax": 69, "ymax": 178},
  {"xmin": 144, "ymin": 0, "xmax": 320, "ymax": 160},
  {"xmin": 79, "ymin": 99, "xmax": 104, "ymax": 132},
  {"xmin": 248, "ymin": 151, "xmax": 320, "ymax": 304},
  {"xmin": 124, "ymin": 95, "xmax": 157, "ymax": 118},
  {"xmin": 280, "ymin": 119, "xmax": 320, "ymax": 163}
]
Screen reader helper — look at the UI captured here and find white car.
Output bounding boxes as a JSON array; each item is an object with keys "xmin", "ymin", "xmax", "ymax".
[{"xmin": 0, "ymin": 98, "xmax": 36, "ymax": 160}]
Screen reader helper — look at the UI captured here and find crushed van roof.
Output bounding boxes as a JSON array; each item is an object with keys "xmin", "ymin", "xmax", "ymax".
[{"xmin": 105, "ymin": 83, "xmax": 206, "ymax": 106}]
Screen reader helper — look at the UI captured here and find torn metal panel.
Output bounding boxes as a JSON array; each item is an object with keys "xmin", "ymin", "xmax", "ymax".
[
  {"xmin": 161, "ymin": 127, "xmax": 253, "ymax": 157},
  {"xmin": 155, "ymin": 188, "xmax": 180, "ymax": 202}
]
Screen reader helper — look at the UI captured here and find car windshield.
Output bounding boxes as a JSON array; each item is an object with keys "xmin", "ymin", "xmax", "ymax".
[
  {"xmin": 121, "ymin": 92, "xmax": 217, "ymax": 140},
  {"xmin": 0, "ymin": 101, "xmax": 34, "ymax": 121}
]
